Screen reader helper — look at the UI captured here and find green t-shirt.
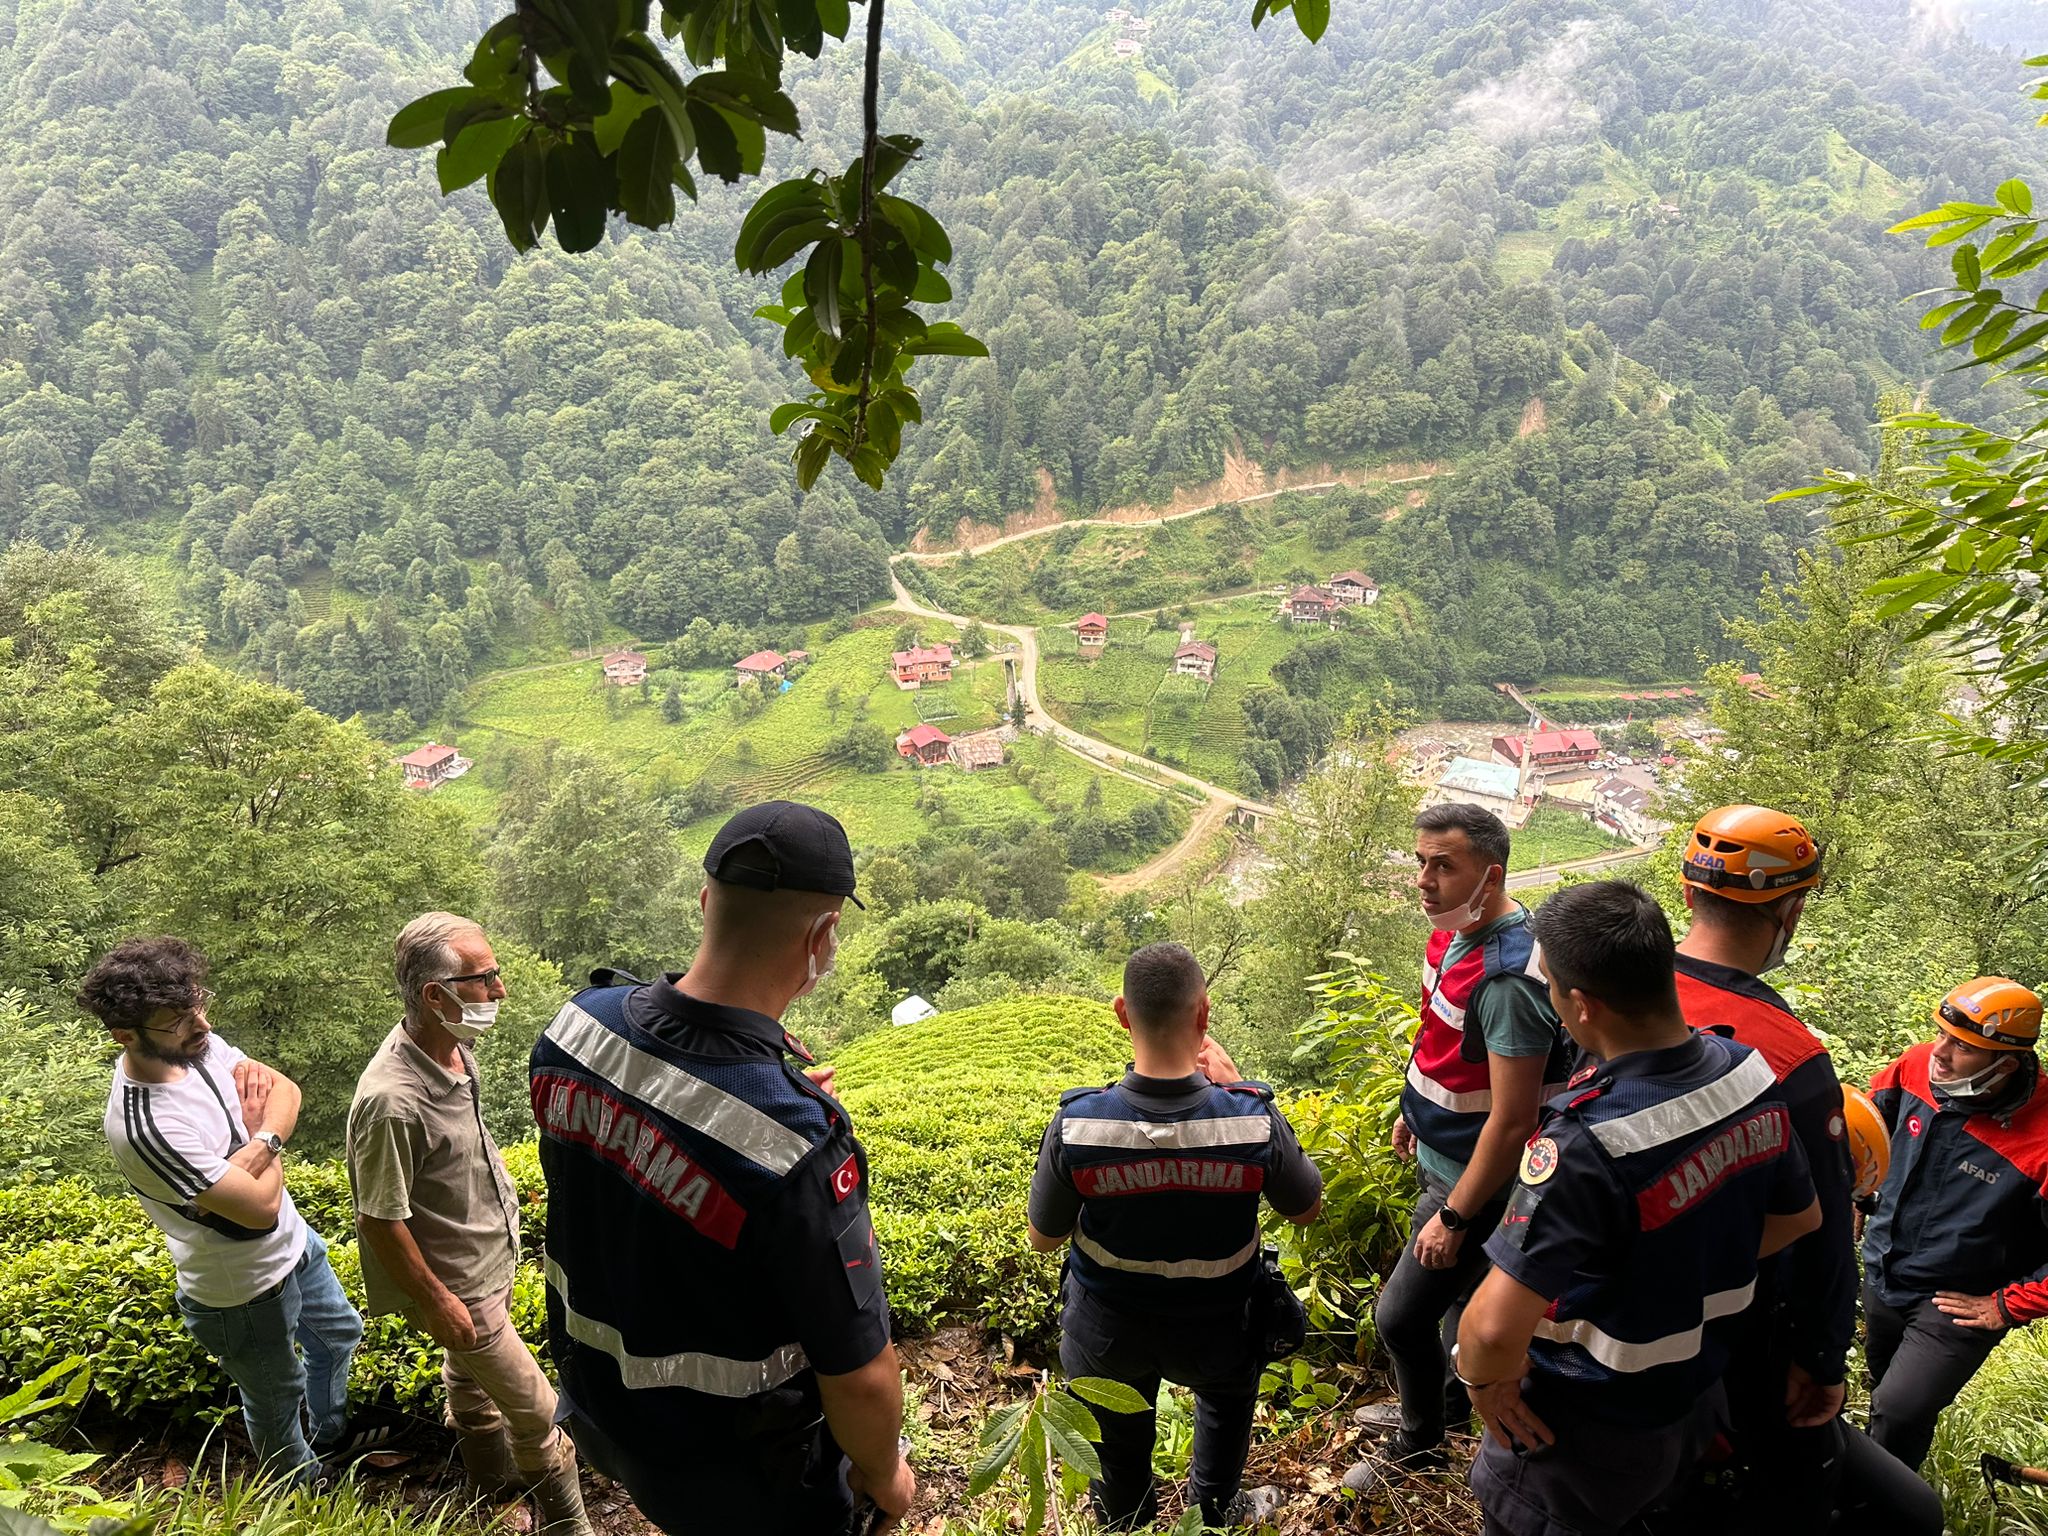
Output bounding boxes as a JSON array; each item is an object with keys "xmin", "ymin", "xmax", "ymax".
[{"xmin": 1415, "ymin": 909, "xmax": 1560, "ymax": 1189}]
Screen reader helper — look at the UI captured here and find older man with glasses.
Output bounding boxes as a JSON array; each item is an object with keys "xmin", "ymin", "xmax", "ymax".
[
  {"xmin": 83, "ymin": 936, "xmax": 391, "ymax": 1483},
  {"xmin": 347, "ymin": 912, "xmax": 592, "ymax": 1535}
]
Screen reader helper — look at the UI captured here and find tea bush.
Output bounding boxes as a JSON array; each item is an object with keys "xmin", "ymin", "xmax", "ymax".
[
  {"xmin": 0, "ymin": 1162, "xmax": 549, "ymax": 1420},
  {"xmin": 832, "ymin": 995, "xmax": 1130, "ymax": 1340}
]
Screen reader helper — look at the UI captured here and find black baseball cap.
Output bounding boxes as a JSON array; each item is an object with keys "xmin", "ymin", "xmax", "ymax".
[{"xmin": 703, "ymin": 800, "xmax": 864, "ymax": 908}]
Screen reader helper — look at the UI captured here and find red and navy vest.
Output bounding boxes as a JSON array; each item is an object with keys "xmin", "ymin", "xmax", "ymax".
[
  {"xmin": 1401, "ymin": 910, "xmax": 1565, "ymax": 1164},
  {"xmin": 1865, "ymin": 1044, "xmax": 2048, "ymax": 1319},
  {"xmin": 1057, "ymin": 1079, "xmax": 1281, "ymax": 1315},
  {"xmin": 1512, "ymin": 1033, "xmax": 1796, "ymax": 1426}
]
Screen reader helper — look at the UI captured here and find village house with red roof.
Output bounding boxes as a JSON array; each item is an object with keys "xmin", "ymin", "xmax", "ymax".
[
  {"xmin": 896, "ymin": 723, "xmax": 952, "ymax": 765},
  {"xmin": 892, "ymin": 643, "xmax": 954, "ymax": 688}
]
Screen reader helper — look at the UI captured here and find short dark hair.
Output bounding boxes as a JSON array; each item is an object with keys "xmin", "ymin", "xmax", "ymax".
[
  {"xmin": 1529, "ymin": 881, "xmax": 1677, "ymax": 1020},
  {"xmin": 77, "ymin": 937, "xmax": 209, "ymax": 1032},
  {"xmin": 1122, "ymin": 943, "xmax": 1206, "ymax": 1032},
  {"xmin": 1686, "ymin": 885, "xmax": 1799, "ymax": 935},
  {"xmin": 1415, "ymin": 802, "xmax": 1511, "ymax": 870}
]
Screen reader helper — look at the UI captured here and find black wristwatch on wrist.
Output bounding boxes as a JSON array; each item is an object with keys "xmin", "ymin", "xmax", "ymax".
[{"xmin": 1438, "ymin": 1202, "xmax": 1468, "ymax": 1232}]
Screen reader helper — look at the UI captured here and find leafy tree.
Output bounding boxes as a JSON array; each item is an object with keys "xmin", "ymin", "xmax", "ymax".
[{"xmin": 487, "ymin": 745, "xmax": 702, "ymax": 983}]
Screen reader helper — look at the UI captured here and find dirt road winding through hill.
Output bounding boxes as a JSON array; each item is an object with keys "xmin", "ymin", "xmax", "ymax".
[
  {"xmin": 897, "ymin": 467, "xmax": 1443, "ymax": 563},
  {"xmin": 887, "ymin": 572, "xmax": 1655, "ymax": 895}
]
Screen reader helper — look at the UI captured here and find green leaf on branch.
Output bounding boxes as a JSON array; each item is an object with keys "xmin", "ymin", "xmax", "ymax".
[
  {"xmin": 1069, "ymin": 1376, "xmax": 1150, "ymax": 1414},
  {"xmin": 1998, "ymin": 177, "xmax": 2035, "ymax": 216},
  {"xmin": 616, "ymin": 110, "xmax": 679, "ymax": 228},
  {"xmin": 593, "ymin": 83, "xmax": 656, "ymax": 154},
  {"xmin": 388, "ymin": 87, "xmax": 484, "ymax": 148},
  {"xmin": 690, "ymin": 69, "xmax": 802, "ymax": 135},
  {"xmin": 903, "ymin": 323, "xmax": 988, "ymax": 358},
  {"xmin": 805, "ymin": 236, "xmax": 846, "ymax": 340},
  {"xmin": 1294, "ymin": 0, "xmax": 1330, "ymax": 41},
  {"xmin": 547, "ymin": 136, "xmax": 612, "ymax": 252},
  {"xmin": 437, "ymin": 113, "xmax": 527, "ymax": 194},
  {"xmin": 488, "ymin": 133, "xmax": 550, "ymax": 250},
  {"xmin": 968, "ymin": 1400, "xmax": 1032, "ymax": 1498},
  {"xmin": 1953, "ymin": 244, "xmax": 1982, "ymax": 289},
  {"xmin": 464, "ymin": 17, "xmax": 530, "ymax": 99}
]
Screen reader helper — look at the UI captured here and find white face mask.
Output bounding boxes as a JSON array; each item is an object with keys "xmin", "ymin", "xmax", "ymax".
[
  {"xmin": 1759, "ymin": 922, "xmax": 1792, "ymax": 974},
  {"xmin": 794, "ymin": 916, "xmax": 839, "ymax": 1000},
  {"xmin": 1428, "ymin": 867, "xmax": 1500, "ymax": 932},
  {"xmin": 1934, "ymin": 1055, "xmax": 2010, "ymax": 1102},
  {"xmin": 435, "ymin": 989, "xmax": 499, "ymax": 1043}
]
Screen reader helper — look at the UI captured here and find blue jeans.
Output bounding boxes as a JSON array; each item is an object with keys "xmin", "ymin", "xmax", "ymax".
[{"xmin": 174, "ymin": 1230, "xmax": 363, "ymax": 1482}]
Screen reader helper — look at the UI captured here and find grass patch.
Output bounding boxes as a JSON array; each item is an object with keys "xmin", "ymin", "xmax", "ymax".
[
  {"xmin": 1509, "ymin": 807, "xmax": 1637, "ymax": 871},
  {"xmin": 917, "ymin": 482, "xmax": 1413, "ymax": 625},
  {"xmin": 1035, "ymin": 595, "xmax": 1362, "ymax": 787},
  {"xmin": 430, "ymin": 623, "xmax": 1175, "ymax": 870}
]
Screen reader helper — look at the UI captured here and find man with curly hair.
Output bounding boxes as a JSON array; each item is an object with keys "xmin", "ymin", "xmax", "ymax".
[{"xmin": 83, "ymin": 936, "xmax": 390, "ymax": 1483}]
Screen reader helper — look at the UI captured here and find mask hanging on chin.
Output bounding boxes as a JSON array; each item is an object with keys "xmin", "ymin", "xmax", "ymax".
[
  {"xmin": 437, "ymin": 993, "xmax": 499, "ymax": 1043},
  {"xmin": 1936, "ymin": 1057, "xmax": 2011, "ymax": 1102},
  {"xmin": 1428, "ymin": 868, "xmax": 1500, "ymax": 933}
]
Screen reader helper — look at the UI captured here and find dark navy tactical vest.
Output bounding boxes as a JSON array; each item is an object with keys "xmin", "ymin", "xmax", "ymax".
[
  {"xmin": 530, "ymin": 983, "xmax": 857, "ymax": 1439},
  {"xmin": 1401, "ymin": 914, "xmax": 1569, "ymax": 1164},
  {"xmin": 1059, "ymin": 1079, "xmax": 1279, "ymax": 1315},
  {"xmin": 1512, "ymin": 1033, "xmax": 1794, "ymax": 1426}
]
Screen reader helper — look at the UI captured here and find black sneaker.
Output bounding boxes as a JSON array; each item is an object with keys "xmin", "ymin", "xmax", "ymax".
[{"xmin": 312, "ymin": 1410, "xmax": 404, "ymax": 1464}]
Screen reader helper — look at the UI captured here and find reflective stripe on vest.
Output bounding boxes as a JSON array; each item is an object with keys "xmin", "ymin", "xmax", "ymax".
[
  {"xmin": 1073, "ymin": 1231, "xmax": 1261, "ymax": 1280},
  {"xmin": 1401, "ymin": 915, "xmax": 1550, "ymax": 1163},
  {"xmin": 1405, "ymin": 1057, "xmax": 1492, "ymax": 1114},
  {"xmin": 544, "ymin": 1256, "xmax": 808, "ymax": 1396},
  {"xmin": 544, "ymin": 1001, "xmax": 810, "ymax": 1174},
  {"xmin": 1586, "ymin": 1051, "xmax": 1777, "ymax": 1158},
  {"xmin": 1533, "ymin": 1279, "xmax": 1755, "ymax": 1373},
  {"xmin": 1060, "ymin": 1083, "xmax": 1273, "ymax": 1311},
  {"xmin": 1523, "ymin": 1034, "xmax": 1790, "ymax": 1424},
  {"xmin": 1062, "ymin": 1115, "xmax": 1274, "ymax": 1151}
]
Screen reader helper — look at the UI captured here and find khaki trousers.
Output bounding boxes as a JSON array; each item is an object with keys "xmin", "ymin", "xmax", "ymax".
[{"xmin": 408, "ymin": 1286, "xmax": 561, "ymax": 1475}]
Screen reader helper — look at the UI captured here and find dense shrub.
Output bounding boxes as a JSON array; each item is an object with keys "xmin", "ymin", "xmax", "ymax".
[
  {"xmin": 832, "ymin": 995, "xmax": 1129, "ymax": 1340},
  {"xmin": 0, "ymin": 1159, "xmax": 549, "ymax": 1420}
]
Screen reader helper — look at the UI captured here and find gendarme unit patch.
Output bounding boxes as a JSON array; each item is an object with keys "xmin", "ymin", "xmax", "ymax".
[{"xmin": 1521, "ymin": 1136, "xmax": 1560, "ymax": 1186}]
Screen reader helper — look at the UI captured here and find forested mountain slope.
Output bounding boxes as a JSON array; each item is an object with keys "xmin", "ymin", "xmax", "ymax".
[{"xmin": 1, "ymin": 0, "xmax": 2042, "ymax": 724}]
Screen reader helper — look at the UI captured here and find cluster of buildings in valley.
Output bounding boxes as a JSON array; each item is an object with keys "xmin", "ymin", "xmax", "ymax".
[
  {"xmin": 1066, "ymin": 569, "xmax": 1380, "ymax": 685},
  {"xmin": 1283, "ymin": 571, "xmax": 1379, "ymax": 625},
  {"xmin": 1106, "ymin": 7, "xmax": 1153, "ymax": 58},
  {"xmin": 1410, "ymin": 718, "xmax": 1685, "ymax": 846}
]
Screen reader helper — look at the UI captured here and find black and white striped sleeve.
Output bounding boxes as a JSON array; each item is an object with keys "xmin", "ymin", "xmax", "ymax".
[{"xmin": 112, "ymin": 1085, "xmax": 230, "ymax": 1201}]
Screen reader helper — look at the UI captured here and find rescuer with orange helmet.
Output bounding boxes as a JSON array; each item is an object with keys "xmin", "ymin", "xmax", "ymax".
[
  {"xmin": 1863, "ymin": 977, "xmax": 2048, "ymax": 1472},
  {"xmin": 1672, "ymin": 805, "xmax": 1861, "ymax": 1526}
]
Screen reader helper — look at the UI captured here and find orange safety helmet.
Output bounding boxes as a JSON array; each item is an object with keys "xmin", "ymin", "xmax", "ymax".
[
  {"xmin": 1934, "ymin": 977, "xmax": 2043, "ymax": 1053},
  {"xmin": 1680, "ymin": 805, "xmax": 1824, "ymax": 903},
  {"xmin": 1839, "ymin": 1086, "xmax": 1890, "ymax": 1199}
]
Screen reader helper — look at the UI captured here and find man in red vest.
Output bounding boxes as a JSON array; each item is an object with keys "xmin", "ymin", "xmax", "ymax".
[
  {"xmin": 1670, "ymin": 804, "xmax": 1868, "ymax": 1528},
  {"xmin": 1345, "ymin": 802, "xmax": 1567, "ymax": 1485}
]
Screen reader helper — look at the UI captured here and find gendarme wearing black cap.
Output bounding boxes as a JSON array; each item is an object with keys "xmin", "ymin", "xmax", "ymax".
[
  {"xmin": 703, "ymin": 799, "xmax": 865, "ymax": 907},
  {"xmin": 530, "ymin": 797, "xmax": 913, "ymax": 1536}
]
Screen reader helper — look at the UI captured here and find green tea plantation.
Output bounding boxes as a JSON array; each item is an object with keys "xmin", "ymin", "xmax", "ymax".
[{"xmin": 0, "ymin": 997, "xmax": 1127, "ymax": 1424}]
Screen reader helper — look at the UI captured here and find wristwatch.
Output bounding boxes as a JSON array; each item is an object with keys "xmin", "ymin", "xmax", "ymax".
[
  {"xmin": 1438, "ymin": 1202, "xmax": 1468, "ymax": 1232},
  {"xmin": 253, "ymin": 1130, "xmax": 285, "ymax": 1155}
]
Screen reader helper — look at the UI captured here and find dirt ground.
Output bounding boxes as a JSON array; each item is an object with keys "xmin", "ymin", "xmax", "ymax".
[{"xmin": 83, "ymin": 1330, "xmax": 1486, "ymax": 1534}]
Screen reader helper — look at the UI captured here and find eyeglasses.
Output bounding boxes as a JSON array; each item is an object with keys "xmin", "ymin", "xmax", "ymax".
[
  {"xmin": 435, "ymin": 968, "xmax": 502, "ymax": 989},
  {"xmin": 138, "ymin": 988, "xmax": 215, "ymax": 1032}
]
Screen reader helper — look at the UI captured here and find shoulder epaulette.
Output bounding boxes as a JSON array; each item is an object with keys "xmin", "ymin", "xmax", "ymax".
[
  {"xmin": 1224, "ymin": 1080, "xmax": 1276, "ymax": 1102},
  {"xmin": 1059, "ymin": 1083, "xmax": 1113, "ymax": 1106},
  {"xmin": 588, "ymin": 966, "xmax": 646, "ymax": 988}
]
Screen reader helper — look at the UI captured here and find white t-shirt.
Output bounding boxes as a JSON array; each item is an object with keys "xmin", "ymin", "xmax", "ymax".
[{"xmin": 103, "ymin": 1035, "xmax": 307, "ymax": 1307}]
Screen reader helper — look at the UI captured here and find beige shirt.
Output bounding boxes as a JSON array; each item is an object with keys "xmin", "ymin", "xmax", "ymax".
[{"xmin": 346, "ymin": 1022, "xmax": 521, "ymax": 1315}]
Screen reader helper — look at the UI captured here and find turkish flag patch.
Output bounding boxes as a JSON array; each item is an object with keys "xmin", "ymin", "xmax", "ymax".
[{"xmin": 832, "ymin": 1152, "xmax": 860, "ymax": 1202}]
